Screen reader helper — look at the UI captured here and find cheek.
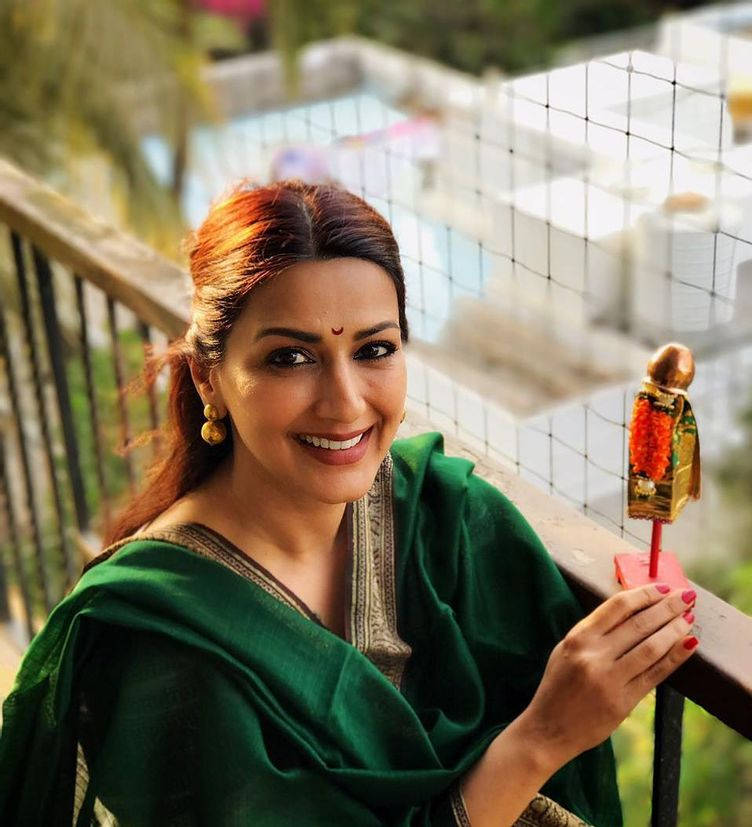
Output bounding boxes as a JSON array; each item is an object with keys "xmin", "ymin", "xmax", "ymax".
[
  {"xmin": 225, "ymin": 373, "xmax": 304, "ymax": 431},
  {"xmin": 249, "ymin": 383, "xmax": 310, "ymax": 422},
  {"xmin": 370, "ymin": 363, "xmax": 407, "ymax": 410}
]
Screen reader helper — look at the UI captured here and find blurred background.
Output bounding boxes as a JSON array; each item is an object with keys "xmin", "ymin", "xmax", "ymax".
[{"xmin": 1, "ymin": 1, "xmax": 751, "ymax": 823}]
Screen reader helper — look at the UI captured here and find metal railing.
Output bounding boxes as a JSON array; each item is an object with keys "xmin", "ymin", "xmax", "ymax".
[
  {"xmin": 1, "ymin": 157, "xmax": 750, "ymax": 826},
  {"xmin": 0, "ymin": 157, "xmax": 187, "ymax": 638}
]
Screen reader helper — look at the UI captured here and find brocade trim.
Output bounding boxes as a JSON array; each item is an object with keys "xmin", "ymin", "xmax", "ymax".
[
  {"xmin": 514, "ymin": 794, "xmax": 590, "ymax": 827},
  {"xmin": 349, "ymin": 451, "xmax": 413, "ymax": 690},
  {"xmin": 144, "ymin": 522, "xmax": 319, "ymax": 622},
  {"xmin": 89, "ymin": 453, "xmax": 412, "ymax": 690},
  {"xmin": 449, "ymin": 781, "xmax": 472, "ymax": 826},
  {"xmin": 447, "ymin": 785, "xmax": 590, "ymax": 827}
]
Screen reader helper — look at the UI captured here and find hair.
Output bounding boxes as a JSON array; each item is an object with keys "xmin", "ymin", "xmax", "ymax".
[{"xmin": 102, "ymin": 179, "xmax": 409, "ymax": 546}]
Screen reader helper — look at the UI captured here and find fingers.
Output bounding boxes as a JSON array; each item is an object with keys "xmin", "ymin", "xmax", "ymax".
[
  {"xmin": 607, "ymin": 588, "xmax": 697, "ymax": 658},
  {"xmin": 618, "ymin": 607, "xmax": 697, "ymax": 683},
  {"xmin": 576, "ymin": 583, "xmax": 678, "ymax": 637},
  {"xmin": 627, "ymin": 633, "xmax": 699, "ymax": 700}
]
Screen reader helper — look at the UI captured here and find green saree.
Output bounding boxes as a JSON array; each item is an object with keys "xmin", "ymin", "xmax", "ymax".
[{"xmin": 0, "ymin": 431, "xmax": 622, "ymax": 825}]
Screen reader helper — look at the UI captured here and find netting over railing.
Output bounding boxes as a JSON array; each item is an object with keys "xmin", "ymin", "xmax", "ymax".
[{"xmin": 136, "ymin": 15, "xmax": 752, "ymax": 556}]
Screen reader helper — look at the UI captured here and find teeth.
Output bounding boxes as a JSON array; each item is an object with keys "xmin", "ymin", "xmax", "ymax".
[{"xmin": 298, "ymin": 431, "xmax": 366, "ymax": 450}]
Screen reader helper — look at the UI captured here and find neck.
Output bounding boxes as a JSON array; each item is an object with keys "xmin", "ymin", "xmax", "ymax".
[{"xmin": 205, "ymin": 451, "xmax": 348, "ymax": 565}]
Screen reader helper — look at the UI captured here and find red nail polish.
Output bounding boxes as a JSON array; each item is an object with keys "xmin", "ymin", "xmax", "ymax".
[
  {"xmin": 682, "ymin": 589, "xmax": 696, "ymax": 604},
  {"xmin": 683, "ymin": 636, "xmax": 699, "ymax": 650},
  {"xmin": 683, "ymin": 611, "xmax": 694, "ymax": 624},
  {"xmin": 655, "ymin": 584, "xmax": 671, "ymax": 594}
]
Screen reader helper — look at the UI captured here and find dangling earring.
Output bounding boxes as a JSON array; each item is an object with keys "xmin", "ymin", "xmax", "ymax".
[
  {"xmin": 201, "ymin": 403, "xmax": 227, "ymax": 445},
  {"xmin": 400, "ymin": 410, "xmax": 406, "ymax": 423}
]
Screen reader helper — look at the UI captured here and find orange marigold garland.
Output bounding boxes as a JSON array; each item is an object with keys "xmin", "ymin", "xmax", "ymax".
[{"xmin": 629, "ymin": 397, "xmax": 675, "ymax": 482}]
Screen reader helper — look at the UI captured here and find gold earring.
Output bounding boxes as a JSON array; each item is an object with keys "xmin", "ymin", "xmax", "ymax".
[
  {"xmin": 400, "ymin": 410, "xmax": 406, "ymax": 423},
  {"xmin": 201, "ymin": 403, "xmax": 227, "ymax": 445}
]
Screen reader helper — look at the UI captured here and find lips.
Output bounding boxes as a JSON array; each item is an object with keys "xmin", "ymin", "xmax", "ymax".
[
  {"xmin": 294, "ymin": 426, "xmax": 371, "ymax": 441},
  {"xmin": 294, "ymin": 425, "xmax": 373, "ymax": 465}
]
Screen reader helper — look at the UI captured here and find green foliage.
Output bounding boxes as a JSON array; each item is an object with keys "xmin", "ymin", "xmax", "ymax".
[
  {"xmin": 0, "ymin": 0, "xmax": 243, "ymax": 254},
  {"xmin": 679, "ymin": 702, "xmax": 752, "ymax": 826},
  {"xmin": 268, "ymin": 0, "xmax": 721, "ymax": 79},
  {"xmin": 613, "ymin": 693, "xmax": 752, "ymax": 826},
  {"xmin": 611, "ymin": 694, "xmax": 654, "ymax": 825}
]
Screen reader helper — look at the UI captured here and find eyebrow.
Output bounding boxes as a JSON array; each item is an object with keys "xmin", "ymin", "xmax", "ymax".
[{"xmin": 254, "ymin": 321, "xmax": 400, "ymax": 343}]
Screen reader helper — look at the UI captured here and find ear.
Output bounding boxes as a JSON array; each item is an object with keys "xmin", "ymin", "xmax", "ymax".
[{"xmin": 188, "ymin": 357, "xmax": 226, "ymax": 416}]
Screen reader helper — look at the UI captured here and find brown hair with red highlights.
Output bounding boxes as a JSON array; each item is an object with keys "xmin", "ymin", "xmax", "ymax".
[{"xmin": 102, "ymin": 179, "xmax": 409, "ymax": 545}]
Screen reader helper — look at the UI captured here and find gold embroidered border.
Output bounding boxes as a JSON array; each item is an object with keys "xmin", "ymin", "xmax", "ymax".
[
  {"xmin": 87, "ymin": 452, "xmax": 412, "ymax": 690},
  {"xmin": 154, "ymin": 523, "xmax": 317, "ymax": 620},
  {"xmin": 514, "ymin": 794, "xmax": 591, "ymax": 826},
  {"xmin": 448, "ymin": 786, "xmax": 590, "ymax": 827},
  {"xmin": 90, "ymin": 524, "xmax": 316, "ymax": 621},
  {"xmin": 449, "ymin": 781, "xmax": 472, "ymax": 826},
  {"xmin": 349, "ymin": 451, "xmax": 413, "ymax": 690}
]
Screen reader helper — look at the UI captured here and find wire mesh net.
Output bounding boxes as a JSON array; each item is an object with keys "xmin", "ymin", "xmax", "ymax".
[{"xmin": 136, "ymin": 12, "xmax": 752, "ymax": 556}]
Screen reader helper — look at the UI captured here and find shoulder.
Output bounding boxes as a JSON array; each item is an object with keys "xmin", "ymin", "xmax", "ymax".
[
  {"xmin": 389, "ymin": 430, "xmax": 473, "ymax": 506},
  {"xmin": 389, "ymin": 430, "xmax": 525, "ymax": 528},
  {"xmin": 389, "ymin": 432, "xmax": 573, "ymax": 605},
  {"xmin": 81, "ymin": 531, "xmax": 198, "ymax": 577}
]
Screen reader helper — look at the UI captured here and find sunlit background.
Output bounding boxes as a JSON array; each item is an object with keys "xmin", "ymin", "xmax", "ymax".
[{"xmin": 1, "ymin": 1, "xmax": 751, "ymax": 823}]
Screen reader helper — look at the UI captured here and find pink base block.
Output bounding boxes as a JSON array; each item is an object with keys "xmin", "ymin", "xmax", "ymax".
[{"xmin": 614, "ymin": 551, "xmax": 690, "ymax": 590}]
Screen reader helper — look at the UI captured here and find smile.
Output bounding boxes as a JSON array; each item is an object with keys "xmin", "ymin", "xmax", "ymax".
[
  {"xmin": 293, "ymin": 426, "xmax": 374, "ymax": 465},
  {"xmin": 295, "ymin": 428, "xmax": 369, "ymax": 450}
]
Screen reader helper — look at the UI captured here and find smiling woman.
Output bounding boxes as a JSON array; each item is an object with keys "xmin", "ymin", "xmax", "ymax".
[
  {"xmin": 0, "ymin": 180, "xmax": 698, "ymax": 826},
  {"xmin": 183, "ymin": 256, "xmax": 407, "ymax": 510}
]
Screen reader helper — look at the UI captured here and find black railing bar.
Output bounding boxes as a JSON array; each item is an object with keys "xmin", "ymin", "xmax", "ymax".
[
  {"xmin": 106, "ymin": 297, "xmax": 136, "ymax": 494},
  {"xmin": 136, "ymin": 321, "xmax": 162, "ymax": 457},
  {"xmin": 652, "ymin": 684, "xmax": 685, "ymax": 827},
  {"xmin": 16, "ymin": 237, "xmax": 76, "ymax": 586},
  {"xmin": 0, "ymin": 435, "xmax": 13, "ymax": 622},
  {"xmin": 74, "ymin": 275, "xmax": 111, "ymax": 527},
  {"xmin": 0, "ymin": 432, "xmax": 33, "ymax": 640},
  {"xmin": 32, "ymin": 247, "xmax": 88, "ymax": 587},
  {"xmin": 7, "ymin": 233, "xmax": 53, "ymax": 613},
  {"xmin": 31, "ymin": 244, "xmax": 89, "ymax": 536}
]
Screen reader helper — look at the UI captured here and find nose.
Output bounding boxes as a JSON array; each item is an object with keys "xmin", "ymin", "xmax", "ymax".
[{"xmin": 313, "ymin": 355, "xmax": 368, "ymax": 423}]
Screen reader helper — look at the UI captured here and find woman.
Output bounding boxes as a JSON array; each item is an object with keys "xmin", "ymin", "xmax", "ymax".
[{"xmin": 0, "ymin": 180, "xmax": 698, "ymax": 826}]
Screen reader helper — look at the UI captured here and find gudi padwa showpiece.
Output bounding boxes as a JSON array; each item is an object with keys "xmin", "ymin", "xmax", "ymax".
[{"xmin": 614, "ymin": 343, "xmax": 701, "ymax": 589}]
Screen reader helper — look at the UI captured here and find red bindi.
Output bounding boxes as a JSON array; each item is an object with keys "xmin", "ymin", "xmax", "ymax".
[{"xmin": 331, "ymin": 327, "xmax": 344, "ymax": 335}]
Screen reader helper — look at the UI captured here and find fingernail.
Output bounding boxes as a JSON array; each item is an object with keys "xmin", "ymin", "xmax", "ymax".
[
  {"xmin": 683, "ymin": 611, "xmax": 694, "ymax": 624},
  {"xmin": 682, "ymin": 589, "xmax": 696, "ymax": 604},
  {"xmin": 655, "ymin": 584, "xmax": 671, "ymax": 594},
  {"xmin": 683, "ymin": 636, "xmax": 699, "ymax": 651}
]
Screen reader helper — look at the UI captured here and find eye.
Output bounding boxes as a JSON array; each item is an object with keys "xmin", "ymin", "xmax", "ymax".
[
  {"xmin": 357, "ymin": 341, "xmax": 398, "ymax": 360},
  {"xmin": 266, "ymin": 348, "xmax": 313, "ymax": 368}
]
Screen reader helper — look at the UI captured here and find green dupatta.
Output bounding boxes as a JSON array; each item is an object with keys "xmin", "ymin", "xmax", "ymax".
[{"xmin": 0, "ymin": 432, "xmax": 622, "ymax": 825}]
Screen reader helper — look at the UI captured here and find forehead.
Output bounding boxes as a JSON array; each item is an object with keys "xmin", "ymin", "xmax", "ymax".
[{"xmin": 237, "ymin": 257, "xmax": 399, "ymax": 328}]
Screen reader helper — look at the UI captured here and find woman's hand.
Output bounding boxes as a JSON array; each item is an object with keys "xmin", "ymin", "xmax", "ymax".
[{"xmin": 517, "ymin": 583, "xmax": 699, "ymax": 769}]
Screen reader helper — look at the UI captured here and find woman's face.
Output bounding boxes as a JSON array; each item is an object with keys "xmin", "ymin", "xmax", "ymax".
[{"xmin": 208, "ymin": 257, "xmax": 407, "ymax": 505}]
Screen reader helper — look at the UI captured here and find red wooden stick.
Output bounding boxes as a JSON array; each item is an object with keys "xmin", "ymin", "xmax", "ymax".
[{"xmin": 649, "ymin": 520, "xmax": 662, "ymax": 578}]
